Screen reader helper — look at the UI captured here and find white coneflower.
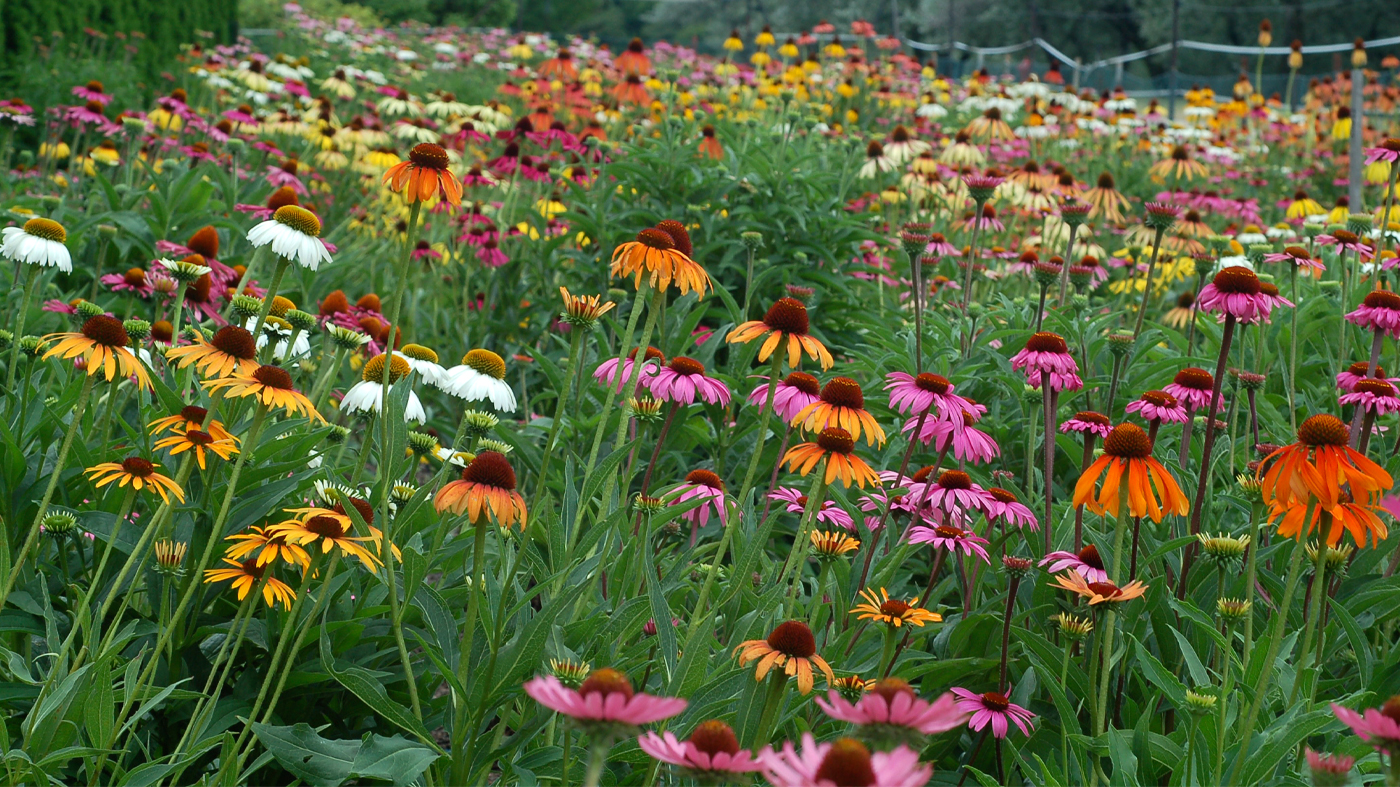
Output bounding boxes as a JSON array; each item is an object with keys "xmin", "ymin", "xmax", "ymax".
[
  {"xmin": 247, "ymin": 205, "xmax": 333, "ymax": 271},
  {"xmin": 883, "ymin": 125, "xmax": 930, "ymax": 165},
  {"xmin": 2, "ymin": 217, "xmax": 71, "ymax": 272},
  {"xmin": 245, "ymin": 315, "xmax": 310, "ymax": 361},
  {"xmin": 858, "ymin": 140, "xmax": 895, "ymax": 179},
  {"xmin": 396, "ymin": 344, "xmax": 451, "ymax": 390},
  {"xmin": 393, "ymin": 120, "xmax": 441, "ymax": 144},
  {"xmin": 376, "ymin": 89, "xmax": 421, "ymax": 117},
  {"xmin": 447, "ymin": 349, "xmax": 517, "ymax": 411},
  {"xmin": 424, "ymin": 92, "xmax": 470, "ymax": 118},
  {"xmin": 340, "ymin": 353, "xmax": 427, "ymax": 423},
  {"xmin": 916, "ymin": 101, "xmax": 947, "ymax": 120}
]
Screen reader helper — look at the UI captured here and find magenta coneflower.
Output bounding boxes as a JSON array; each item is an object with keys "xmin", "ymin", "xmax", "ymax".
[
  {"xmin": 1317, "ymin": 229, "xmax": 1375, "ymax": 260},
  {"xmin": 524, "ymin": 669, "xmax": 686, "ymax": 728},
  {"xmin": 1340, "ymin": 378, "xmax": 1400, "ymax": 415},
  {"xmin": 638, "ymin": 720, "xmax": 761, "ymax": 777},
  {"xmin": 1365, "ymin": 138, "xmax": 1400, "ymax": 164},
  {"xmin": 1337, "ymin": 361, "xmax": 1397, "ymax": 392},
  {"xmin": 649, "ymin": 356, "xmax": 731, "ymax": 405},
  {"xmin": 1061, "ymin": 411, "xmax": 1112, "ymax": 438},
  {"xmin": 769, "ymin": 486, "xmax": 856, "ymax": 530},
  {"xmin": 923, "ymin": 469, "xmax": 996, "ymax": 518},
  {"xmin": 905, "ymin": 410, "xmax": 1001, "ymax": 464},
  {"xmin": 1011, "ymin": 332, "xmax": 1082, "ymax": 391},
  {"xmin": 815, "ymin": 680, "xmax": 966, "ymax": 741},
  {"xmin": 1126, "ymin": 390, "xmax": 1188, "ymax": 424},
  {"xmin": 1331, "ymin": 697, "xmax": 1400, "ymax": 755},
  {"xmin": 760, "ymin": 734, "xmax": 931, "ymax": 787},
  {"xmin": 594, "ymin": 346, "xmax": 664, "ymax": 392},
  {"xmin": 101, "ymin": 268, "xmax": 157, "ymax": 298},
  {"xmin": 964, "ymin": 203, "xmax": 1005, "ymax": 232},
  {"xmin": 477, "ymin": 239, "xmax": 509, "ymax": 268},
  {"xmin": 1346, "ymin": 290, "xmax": 1400, "ymax": 338},
  {"xmin": 950, "ymin": 687, "xmax": 1036, "ymax": 738},
  {"xmin": 1039, "ymin": 544, "xmax": 1109, "ymax": 583},
  {"xmin": 669, "ymin": 469, "xmax": 730, "ymax": 540},
  {"xmin": 1197, "ymin": 266, "xmax": 1282, "ymax": 324},
  {"xmin": 924, "ymin": 233, "xmax": 958, "ymax": 257},
  {"xmin": 1263, "ymin": 245, "xmax": 1325, "ymax": 272},
  {"xmin": 749, "ymin": 371, "xmax": 822, "ymax": 424},
  {"xmin": 907, "ymin": 523, "xmax": 991, "ymax": 562},
  {"xmin": 985, "ymin": 487, "xmax": 1039, "ymax": 530},
  {"xmin": 1165, "ymin": 368, "xmax": 1222, "ymax": 412},
  {"xmin": 884, "ymin": 371, "xmax": 969, "ymax": 417},
  {"xmin": 71, "ymin": 80, "xmax": 112, "ymax": 104},
  {"xmin": 1305, "ymin": 749, "xmax": 1355, "ymax": 783}
]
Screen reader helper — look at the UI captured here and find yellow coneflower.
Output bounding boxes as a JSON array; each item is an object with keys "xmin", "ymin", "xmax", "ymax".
[
  {"xmin": 733, "ymin": 620, "xmax": 835, "ymax": 694},
  {"xmin": 832, "ymin": 674, "xmax": 876, "ymax": 701},
  {"xmin": 268, "ymin": 506, "xmax": 382, "ymax": 569},
  {"xmin": 610, "ymin": 222, "xmax": 709, "ymax": 298},
  {"xmin": 204, "ymin": 364, "xmax": 322, "ymax": 421},
  {"xmin": 42, "ymin": 315, "xmax": 151, "ymax": 390},
  {"xmin": 727, "ymin": 297, "xmax": 834, "ymax": 370},
  {"xmin": 225, "ymin": 524, "xmax": 312, "ymax": 568},
  {"xmin": 811, "ymin": 530, "xmax": 860, "ymax": 558},
  {"xmin": 850, "ymin": 587, "xmax": 943, "ymax": 628},
  {"xmin": 204, "ymin": 557, "xmax": 296, "ymax": 609},
  {"xmin": 84, "ymin": 456, "xmax": 184, "ymax": 504},
  {"xmin": 148, "ymin": 405, "xmax": 236, "ymax": 443},
  {"xmin": 153, "ymin": 427, "xmax": 238, "ymax": 470}
]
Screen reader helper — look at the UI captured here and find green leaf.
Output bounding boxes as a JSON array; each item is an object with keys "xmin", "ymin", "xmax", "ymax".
[
  {"xmin": 348, "ymin": 733, "xmax": 442, "ymax": 786},
  {"xmin": 83, "ymin": 656, "xmax": 114, "ymax": 750},
  {"xmin": 1104, "ymin": 728, "xmax": 1142, "ymax": 787},
  {"xmin": 317, "ymin": 621, "xmax": 436, "ymax": 747},
  {"xmin": 1330, "ymin": 598, "xmax": 1374, "ymax": 688},
  {"xmin": 642, "ymin": 538, "xmax": 678, "ymax": 683},
  {"xmin": 250, "ymin": 722, "xmax": 358, "ymax": 787},
  {"xmin": 1133, "ymin": 637, "xmax": 1186, "ymax": 708}
]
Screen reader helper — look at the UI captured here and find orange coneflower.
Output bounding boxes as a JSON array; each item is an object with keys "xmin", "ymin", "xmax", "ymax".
[
  {"xmin": 165, "ymin": 325, "xmax": 260, "ymax": 379},
  {"xmin": 733, "ymin": 620, "xmax": 835, "ymax": 694},
  {"xmin": 1052, "ymin": 571, "xmax": 1148, "ymax": 604},
  {"xmin": 225, "ymin": 524, "xmax": 311, "ymax": 568},
  {"xmin": 727, "ymin": 297, "xmax": 833, "ymax": 370},
  {"xmin": 203, "ymin": 558, "xmax": 296, "ymax": 609},
  {"xmin": 203, "ymin": 364, "xmax": 322, "ymax": 421},
  {"xmin": 1073, "ymin": 423, "xmax": 1189, "ymax": 521},
  {"xmin": 148, "ymin": 404, "xmax": 235, "ymax": 443},
  {"xmin": 42, "ymin": 315, "xmax": 151, "ymax": 390},
  {"xmin": 85, "ymin": 457, "xmax": 185, "ymax": 504},
  {"xmin": 794, "ymin": 377, "xmax": 886, "ymax": 446},
  {"xmin": 1148, "ymin": 145, "xmax": 1208, "ymax": 183},
  {"xmin": 1269, "ymin": 494, "xmax": 1390, "ymax": 547},
  {"xmin": 1259, "ymin": 414, "xmax": 1392, "ymax": 513},
  {"xmin": 782, "ymin": 426, "xmax": 882, "ymax": 489},
  {"xmin": 965, "ymin": 107, "xmax": 1015, "ymax": 141},
  {"xmin": 268, "ymin": 506, "xmax": 382, "ymax": 569},
  {"xmin": 610, "ymin": 223, "xmax": 710, "ymax": 298},
  {"xmin": 1082, "ymin": 172, "xmax": 1132, "ymax": 223},
  {"xmin": 434, "ymin": 451, "xmax": 528, "ymax": 529},
  {"xmin": 153, "ymin": 427, "xmax": 238, "ymax": 470},
  {"xmin": 698, "ymin": 125, "xmax": 724, "ymax": 160},
  {"xmin": 850, "ymin": 587, "xmax": 943, "ymax": 628},
  {"xmin": 612, "ymin": 74, "xmax": 650, "ymax": 104},
  {"xmin": 615, "ymin": 38, "xmax": 651, "ymax": 76},
  {"xmin": 382, "ymin": 142, "xmax": 461, "ymax": 206}
]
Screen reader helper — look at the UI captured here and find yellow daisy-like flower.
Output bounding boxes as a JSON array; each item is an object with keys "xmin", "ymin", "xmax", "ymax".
[
  {"xmin": 1052, "ymin": 571, "xmax": 1149, "ymax": 605},
  {"xmin": 224, "ymin": 525, "xmax": 312, "ymax": 568},
  {"xmin": 42, "ymin": 315, "xmax": 151, "ymax": 390},
  {"xmin": 850, "ymin": 587, "xmax": 943, "ymax": 628},
  {"xmin": 266, "ymin": 506, "xmax": 382, "ymax": 569},
  {"xmin": 164, "ymin": 325, "xmax": 260, "ymax": 379},
  {"xmin": 204, "ymin": 558, "xmax": 296, "ymax": 609},
  {"xmin": 733, "ymin": 620, "xmax": 836, "ymax": 695},
  {"xmin": 153, "ymin": 427, "xmax": 238, "ymax": 470},
  {"xmin": 782, "ymin": 427, "xmax": 882, "ymax": 489},
  {"xmin": 203, "ymin": 364, "xmax": 323, "ymax": 421},
  {"xmin": 726, "ymin": 297, "xmax": 834, "ymax": 370},
  {"xmin": 85, "ymin": 457, "xmax": 185, "ymax": 504},
  {"xmin": 147, "ymin": 405, "xmax": 236, "ymax": 443}
]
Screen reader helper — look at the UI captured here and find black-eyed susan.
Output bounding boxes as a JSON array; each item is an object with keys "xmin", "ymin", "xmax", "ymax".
[
  {"xmin": 84, "ymin": 457, "xmax": 185, "ymax": 504},
  {"xmin": 850, "ymin": 587, "xmax": 943, "ymax": 628},
  {"xmin": 148, "ymin": 405, "xmax": 236, "ymax": 443},
  {"xmin": 782, "ymin": 427, "xmax": 882, "ymax": 489},
  {"xmin": 267, "ymin": 507, "xmax": 381, "ymax": 569},
  {"xmin": 811, "ymin": 530, "xmax": 860, "ymax": 559},
  {"xmin": 204, "ymin": 557, "xmax": 296, "ymax": 609},
  {"xmin": 733, "ymin": 620, "xmax": 835, "ymax": 695},
  {"xmin": 794, "ymin": 377, "xmax": 886, "ymax": 446},
  {"xmin": 42, "ymin": 315, "xmax": 151, "ymax": 390},
  {"xmin": 383, "ymin": 142, "xmax": 462, "ymax": 206},
  {"xmin": 610, "ymin": 223, "xmax": 709, "ymax": 298},
  {"xmin": 164, "ymin": 325, "xmax": 260, "ymax": 379},
  {"xmin": 153, "ymin": 427, "xmax": 238, "ymax": 470},
  {"xmin": 433, "ymin": 451, "xmax": 528, "ymax": 529},
  {"xmin": 1072, "ymin": 423, "xmax": 1188, "ymax": 521},
  {"xmin": 727, "ymin": 297, "xmax": 834, "ymax": 370},
  {"xmin": 204, "ymin": 364, "xmax": 322, "ymax": 421},
  {"xmin": 225, "ymin": 524, "xmax": 312, "ymax": 568}
]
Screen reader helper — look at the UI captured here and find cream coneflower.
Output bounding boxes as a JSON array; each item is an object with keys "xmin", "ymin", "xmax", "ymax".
[
  {"xmin": 2, "ymin": 217, "xmax": 71, "ymax": 272},
  {"xmin": 42, "ymin": 315, "xmax": 152, "ymax": 390},
  {"xmin": 341, "ymin": 353, "xmax": 426, "ymax": 423},
  {"xmin": 247, "ymin": 205, "xmax": 332, "ymax": 271},
  {"xmin": 203, "ymin": 557, "xmax": 296, "ymax": 609},
  {"xmin": 382, "ymin": 142, "xmax": 462, "ymax": 206},
  {"xmin": 433, "ymin": 451, "xmax": 528, "ymax": 529},
  {"xmin": 164, "ymin": 325, "xmax": 260, "ymax": 379},
  {"xmin": 85, "ymin": 457, "xmax": 185, "ymax": 504},
  {"xmin": 610, "ymin": 222, "xmax": 710, "ymax": 298},
  {"xmin": 1082, "ymin": 172, "xmax": 1132, "ymax": 224},
  {"xmin": 203, "ymin": 364, "xmax": 323, "ymax": 421},
  {"xmin": 727, "ymin": 297, "xmax": 834, "ymax": 370},
  {"xmin": 733, "ymin": 620, "xmax": 835, "ymax": 694}
]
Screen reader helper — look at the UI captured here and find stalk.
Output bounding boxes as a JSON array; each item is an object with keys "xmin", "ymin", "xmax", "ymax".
[
  {"xmin": 1289, "ymin": 539, "xmax": 1329, "ymax": 706},
  {"xmin": 1042, "ymin": 371, "xmax": 1058, "ymax": 555},
  {"xmin": 449, "ymin": 522, "xmax": 490, "ymax": 782},
  {"xmin": 6, "ymin": 264, "xmax": 40, "ymax": 391},
  {"xmin": 1131, "ymin": 225, "xmax": 1169, "ymax": 338},
  {"xmin": 1180, "ymin": 314, "xmax": 1237, "ymax": 594},
  {"xmin": 530, "ymin": 327, "xmax": 584, "ymax": 509}
]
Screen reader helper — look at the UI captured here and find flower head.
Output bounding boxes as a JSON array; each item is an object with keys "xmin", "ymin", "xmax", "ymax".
[
  {"xmin": 203, "ymin": 557, "xmax": 296, "ymax": 609},
  {"xmin": 434, "ymin": 451, "xmax": 527, "ymax": 529},
  {"xmin": 950, "ymin": 688, "xmax": 1036, "ymax": 738},
  {"xmin": 85, "ymin": 457, "xmax": 185, "ymax": 504},
  {"xmin": 1074, "ymin": 423, "xmax": 1189, "ymax": 521},
  {"xmin": 795, "ymin": 377, "xmax": 886, "ymax": 446},
  {"xmin": 383, "ymin": 142, "xmax": 462, "ymax": 206},
  {"xmin": 2, "ymin": 217, "xmax": 71, "ymax": 272},
  {"xmin": 525, "ymin": 669, "xmax": 686, "ymax": 733},
  {"xmin": 760, "ymin": 734, "xmax": 931, "ymax": 787},
  {"xmin": 782, "ymin": 427, "xmax": 882, "ymax": 489},
  {"xmin": 1197, "ymin": 266, "xmax": 1287, "ymax": 324},
  {"xmin": 1053, "ymin": 571, "xmax": 1149, "ymax": 604},
  {"xmin": 1332, "ymin": 697, "xmax": 1400, "ymax": 756},
  {"xmin": 728, "ymin": 298, "xmax": 833, "ymax": 370},
  {"xmin": 610, "ymin": 222, "xmax": 709, "ymax": 298},
  {"xmin": 734, "ymin": 620, "xmax": 835, "ymax": 694},
  {"xmin": 204, "ymin": 364, "xmax": 322, "ymax": 421},
  {"xmin": 850, "ymin": 588, "xmax": 942, "ymax": 628},
  {"xmin": 42, "ymin": 315, "xmax": 151, "ymax": 390},
  {"xmin": 247, "ymin": 205, "xmax": 332, "ymax": 270},
  {"xmin": 638, "ymin": 720, "xmax": 761, "ymax": 776},
  {"xmin": 749, "ymin": 371, "xmax": 822, "ymax": 423},
  {"xmin": 816, "ymin": 681, "xmax": 967, "ymax": 749}
]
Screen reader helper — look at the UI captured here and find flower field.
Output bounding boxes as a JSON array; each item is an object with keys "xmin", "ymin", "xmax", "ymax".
[{"xmin": 5, "ymin": 7, "xmax": 1400, "ymax": 786}]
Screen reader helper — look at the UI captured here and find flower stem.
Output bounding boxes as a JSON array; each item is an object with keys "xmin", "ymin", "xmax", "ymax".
[
  {"xmin": 450, "ymin": 522, "xmax": 490, "ymax": 782},
  {"xmin": 1289, "ymin": 538, "xmax": 1329, "ymax": 707},
  {"xmin": 780, "ymin": 469, "xmax": 830, "ymax": 603},
  {"xmin": 6, "ymin": 264, "xmax": 39, "ymax": 391},
  {"xmin": 1131, "ymin": 227, "xmax": 1168, "ymax": 338},
  {"xmin": 249, "ymin": 256, "xmax": 290, "ymax": 345},
  {"xmin": 751, "ymin": 673, "xmax": 789, "ymax": 748},
  {"xmin": 999, "ymin": 575, "xmax": 1021, "ymax": 692},
  {"xmin": 582, "ymin": 740, "xmax": 612, "ymax": 787},
  {"xmin": 1042, "ymin": 372, "xmax": 1057, "ymax": 555},
  {"xmin": 1181, "ymin": 314, "xmax": 1237, "ymax": 596},
  {"xmin": 531, "ymin": 327, "xmax": 584, "ymax": 509}
]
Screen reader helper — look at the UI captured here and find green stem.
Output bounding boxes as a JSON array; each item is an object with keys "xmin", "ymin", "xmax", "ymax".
[
  {"xmin": 1290, "ymin": 539, "xmax": 1329, "ymax": 706},
  {"xmin": 1131, "ymin": 226, "xmax": 1167, "ymax": 339},
  {"xmin": 249, "ymin": 257, "xmax": 290, "ymax": 348},
  {"xmin": 6, "ymin": 264, "xmax": 40, "ymax": 391},
  {"xmin": 309, "ymin": 346, "xmax": 348, "ymax": 413},
  {"xmin": 48, "ymin": 486, "xmax": 137, "ymax": 673},
  {"xmin": 450, "ymin": 522, "xmax": 490, "ymax": 783},
  {"xmin": 582, "ymin": 741, "xmax": 612, "ymax": 787},
  {"xmin": 751, "ymin": 672, "xmax": 789, "ymax": 748},
  {"xmin": 780, "ymin": 469, "xmax": 830, "ymax": 603},
  {"xmin": 601, "ymin": 286, "xmax": 666, "ymax": 508},
  {"xmin": 530, "ymin": 328, "xmax": 583, "ymax": 510}
]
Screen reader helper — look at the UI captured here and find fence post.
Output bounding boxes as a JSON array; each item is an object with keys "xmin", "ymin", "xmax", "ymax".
[
  {"xmin": 1349, "ymin": 66, "xmax": 1365, "ymax": 210},
  {"xmin": 1073, "ymin": 57, "xmax": 1082, "ymax": 91},
  {"xmin": 1167, "ymin": 0, "xmax": 1181, "ymax": 117}
]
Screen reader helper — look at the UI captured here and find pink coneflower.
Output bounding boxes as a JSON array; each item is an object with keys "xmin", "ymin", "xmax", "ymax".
[
  {"xmin": 1337, "ymin": 361, "xmax": 1398, "ymax": 392},
  {"xmin": 985, "ymin": 487, "xmax": 1039, "ymax": 530},
  {"xmin": 1365, "ymin": 138, "xmax": 1400, "ymax": 164},
  {"xmin": 884, "ymin": 371, "xmax": 969, "ymax": 417},
  {"xmin": 649, "ymin": 356, "xmax": 731, "ymax": 405},
  {"xmin": 1060, "ymin": 410, "xmax": 1112, "ymax": 438},
  {"xmin": 923, "ymin": 469, "xmax": 996, "ymax": 517},
  {"xmin": 669, "ymin": 469, "xmax": 730, "ymax": 539},
  {"xmin": 459, "ymin": 223, "xmax": 499, "ymax": 247},
  {"xmin": 759, "ymin": 734, "xmax": 931, "ymax": 787},
  {"xmin": 815, "ymin": 680, "xmax": 967, "ymax": 742},
  {"xmin": 476, "ymin": 239, "xmax": 509, "ymax": 267},
  {"xmin": 594, "ymin": 346, "xmax": 664, "ymax": 392},
  {"xmin": 769, "ymin": 486, "xmax": 856, "ymax": 529},
  {"xmin": 1331, "ymin": 697, "xmax": 1400, "ymax": 755},
  {"xmin": 951, "ymin": 687, "xmax": 1036, "ymax": 738},
  {"xmin": 1340, "ymin": 378, "xmax": 1400, "ymax": 415},
  {"xmin": 964, "ymin": 203, "xmax": 1005, "ymax": 232},
  {"xmin": 1126, "ymin": 390, "xmax": 1188, "ymax": 423},
  {"xmin": 1263, "ymin": 245, "xmax": 1326, "ymax": 272},
  {"xmin": 749, "ymin": 371, "xmax": 823, "ymax": 423},
  {"xmin": 924, "ymin": 232, "xmax": 958, "ymax": 258},
  {"xmin": 100, "ymin": 267, "xmax": 156, "ymax": 298},
  {"xmin": 1165, "ymin": 368, "xmax": 1222, "ymax": 412},
  {"xmin": 71, "ymin": 80, "xmax": 112, "ymax": 104},
  {"xmin": 1316, "ymin": 229, "xmax": 1375, "ymax": 260},
  {"xmin": 265, "ymin": 159, "xmax": 309, "ymax": 195},
  {"xmin": 638, "ymin": 720, "xmax": 761, "ymax": 777},
  {"xmin": 1197, "ymin": 267, "xmax": 1281, "ymax": 324},
  {"xmin": 905, "ymin": 410, "xmax": 1001, "ymax": 464},
  {"xmin": 1346, "ymin": 290, "xmax": 1400, "ymax": 337},
  {"xmin": 524, "ymin": 669, "xmax": 686, "ymax": 728},
  {"xmin": 1039, "ymin": 544, "xmax": 1109, "ymax": 583},
  {"xmin": 1305, "ymin": 749, "xmax": 1355, "ymax": 783},
  {"xmin": 907, "ymin": 523, "xmax": 991, "ymax": 562},
  {"xmin": 461, "ymin": 164, "xmax": 498, "ymax": 187},
  {"xmin": 1011, "ymin": 332, "xmax": 1082, "ymax": 391}
]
